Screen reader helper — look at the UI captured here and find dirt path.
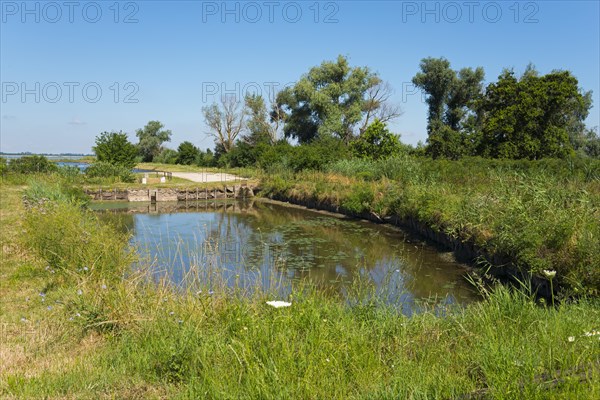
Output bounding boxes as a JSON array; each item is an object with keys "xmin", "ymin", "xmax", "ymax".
[{"xmin": 170, "ymin": 171, "xmax": 242, "ymax": 183}]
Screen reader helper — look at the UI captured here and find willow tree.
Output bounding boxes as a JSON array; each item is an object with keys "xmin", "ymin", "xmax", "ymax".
[{"xmin": 277, "ymin": 55, "xmax": 400, "ymax": 144}]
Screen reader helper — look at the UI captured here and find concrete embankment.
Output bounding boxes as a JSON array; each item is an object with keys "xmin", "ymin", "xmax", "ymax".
[{"xmin": 85, "ymin": 185, "xmax": 255, "ymax": 202}]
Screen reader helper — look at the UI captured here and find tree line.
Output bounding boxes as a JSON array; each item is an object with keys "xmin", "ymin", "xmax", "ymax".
[{"xmin": 92, "ymin": 55, "xmax": 599, "ymax": 169}]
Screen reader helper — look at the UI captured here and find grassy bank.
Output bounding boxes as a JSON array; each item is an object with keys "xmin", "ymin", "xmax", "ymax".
[
  {"xmin": 259, "ymin": 157, "xmax": 600, "ymax": 296},
  {"xmin": 1, "ymin": 175, "xmax": 599, "ymax": 398}
]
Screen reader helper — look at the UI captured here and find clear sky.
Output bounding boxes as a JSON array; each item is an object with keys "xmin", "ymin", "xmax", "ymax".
[{"xmin": 1, "ymin": 0, "xmax": 599, "ymax": 153}]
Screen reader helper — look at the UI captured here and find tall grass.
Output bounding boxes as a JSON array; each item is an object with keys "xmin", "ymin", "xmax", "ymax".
[
  {"xmin": 2, "ymin": 176, "xmax": 599, "ymax": 399},
  {"xmin": 262, "ymin": 157, "xmax": 600, "ymax": 295}
]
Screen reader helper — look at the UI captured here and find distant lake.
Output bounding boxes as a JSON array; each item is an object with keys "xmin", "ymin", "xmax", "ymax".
[
  {"xmin": 56, "ymin": 161, "xmax": 155, "ymax": 174},
  {"xmin": 1, "ymin": 154, "xmax": 88, "ymax": 160}
]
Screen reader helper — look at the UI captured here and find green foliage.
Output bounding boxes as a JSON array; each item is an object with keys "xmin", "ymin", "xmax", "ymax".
[
  {"xmin": 426, "ymin": 122, "xmax": 467, "ymax": 160},
  {"xmin": 23, "ymin": 184, "xmax": 134, "ymax": 277},
  {"xmin": 196, "ymin": 148, "xmax": 215, "ymax": 167},
  {"xmin": 23, "ymin": 177, "xmax": 89, "ymax": 206},
  {"xmin": 350, "ymin": 120, "xmax": 404, "ymax": 160},
  {"xmin": 136, "ymin": 121, "xmax": 172, "ymax": 162},
  {"xmin": 5, "ymin": 155, "xmax": 58, "ymax": 174},
  {"xmin": 266, "ymin": 157, "xmax": 600, "ymax": 294},
  {"xmin": 412, "ymin": 57, "xmax": 457, "ymax": 126},
  {"xmin": 85, "ymin": 161, "xmax": 135, "ymax": 183},
  {"xmin": 412, "ymin": 58, "xmax": 485, "ymax": 159},
  {"xmin": 154, "ymin": 148, "xmax": 178, "ymax": 164},
  {"xmin": 277, "ymin": 55, "xmax": 382, "ymax": 144},
  {"xmin": 176, "ymin": 141, "xmax": 200, "ymax": 165},
  {"xmin": 0, "ymin": 157, "xmax": 7, "ymax": 175},
  {"xmin": 93, "ymin": 131, "xmax": 137, "ymax": 169},
  {"xmin": 244, "ymin": 93, "xmax": 279, "ymax": 145},
  {"xmin": 479, "ymin": 69, "xmax": 591, "ymax": 159}
]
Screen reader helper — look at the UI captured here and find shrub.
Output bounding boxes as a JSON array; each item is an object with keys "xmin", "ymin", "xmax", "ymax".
[
  {"xmin": 6, "ymin": 155, "xmax": 58, "ymax": 174},
  {"xmin": 176, "ymin": 142, "xmax": 200, "ymax": 165},
  {"xmin": 93, "ymin": 131, "xmax": 137, "ymax": 169},
  {"xmin": 85, "ymin": 161, "xmax": 136, "ymax": 183},
  {"xmin": 154, "ymin": 148, "xmax": 178, "ymax": 164},
  {"xmin": 350, "ymin": 120, "xmax": 405, "ymax": 160}
]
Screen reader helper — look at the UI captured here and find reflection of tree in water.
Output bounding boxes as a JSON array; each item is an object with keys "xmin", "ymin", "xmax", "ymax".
[{"xmin": 94, "ymin": 200, "xmax": 477, "ymax": 306}]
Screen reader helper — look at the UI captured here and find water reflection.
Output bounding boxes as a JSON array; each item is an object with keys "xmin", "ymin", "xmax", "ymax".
[{"xmin": 94, "ymin": 200, "xmax": 478, "ymax": 310}]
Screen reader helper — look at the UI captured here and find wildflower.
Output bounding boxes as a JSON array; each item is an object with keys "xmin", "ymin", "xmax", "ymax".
[
  {"xmin": 101, "ymin": 284, "xmax": 107, "ymax": 290},
  {"xmin": 83, "ymin": 266, "xmax": 88, "ymax": 271},
  {"xmin": 178, "ymin": 320, "xmax": 183, "ymax": 324},
  {"xmin": 75, "ymin": 312, "xmax": 81, "ymax": 317},
  {"xmin": 543, "ymin": 270, "xmax": 556, "ymax": 278},
  {"xmin": 326, "ymin": 358, "xmax": 330, "ymax": 362},
  {"xmin": 243, "ymin": 326, "xmax": 248, "ymax": 331},
  {"xmin": 208, "ymin": 290, "xmax": 214, "ymax": 296},
  {"xmin": 266, "ymin": 301, "xmax": 292, "ymax": 308},
  {"xmin": 47, "ymin": 306, "xmax": 52, "ymax": 311},
  {"xmin": 39, "ymin": 292, "xmax": 46, "ymax": 297},
  {"xmin": 395, "ymin": 269, "xmax": 400, "ymax": 273},
  {"xmin": 45, "ymin": 265, "xmax": 50, "ymax": 271},
  {"xmin": 20, "ymin": 317, "xmax": 27, "ymax": 323},
  {"xmin": 568, "ymin": 336, "xmax": 575, "ymax": 342},
  {"xmin": 77, "ymin": 289, "xmax": 83, "ymax": 296},
  {"xmin": 196, "ymin": 290, "xmax": 202, "ymax": 296},
  {"xmin": 169, "ymin": 311, "xmax": 175, "ymax": 316},
  {"xmin": 583, "ymin": 330, "xmax": 599, "ymax": 337}
]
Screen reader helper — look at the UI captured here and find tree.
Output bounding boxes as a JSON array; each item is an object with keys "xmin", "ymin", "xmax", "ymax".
[
  {"xmin": 360, "ymin": 80, "xmax": 403, "ymax": 134},
  {"xmin": 136, "ymin": 121, "xmax": 172, "ymax": 162},
  {"xmin": 478, "ymin": 69, "xmax": 591, "ymax": 159},
  {"xmin": 277, "ymin": 55, "xmax": 400, "ymax": 144},
  {"xmin": 93, "ymin": 131, "xmax": 137, "ymax": 168},
  {"xmin": 244, "ymin": 94, "xmax": 280, "ymax": 145},
  {"xmin": 203, "ymin": 96, "xmax": 245, "ymax": 153},
  {"xmin": 350, "ymin": 119, "xmax": 403, "ymax": 160},
  {"xmin": 176, "ymin": 141, "xmax": 200, "ymax": 165},
  {"xmin": 412, "ymin": 58, "xmax": 485, "ymax": 158},
  {"xmin": 445, "ymin": 67, "xmax": 485, "ymax": 131},
  {"xmin": 412, "ymin": 57, "xmax": 456, "ymax": 129}
]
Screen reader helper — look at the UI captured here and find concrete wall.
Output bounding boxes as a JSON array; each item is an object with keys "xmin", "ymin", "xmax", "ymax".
[{"xmin": 85, "ymin": 186, "xmax": 255, "ymax": 202}]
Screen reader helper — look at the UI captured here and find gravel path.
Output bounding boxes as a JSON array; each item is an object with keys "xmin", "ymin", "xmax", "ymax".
[{"xmin": 170, "ymin": 171, "xmax": 243, "ymax": 183}]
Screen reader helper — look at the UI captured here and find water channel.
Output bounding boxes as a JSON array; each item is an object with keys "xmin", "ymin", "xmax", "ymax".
[{"xmin": 92, "ymin": 200, "xmax": 479, "ymax": 313}]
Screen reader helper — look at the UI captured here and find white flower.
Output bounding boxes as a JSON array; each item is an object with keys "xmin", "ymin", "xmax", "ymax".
[
  {"xmin": 266, "ymin": 300, "xmax": 292, "ymax": 308},
  {"xmin": 543, "ymin": 270, "xmax": 556, "ymax": 278},
  {"xmin": 568, "ymin": 336, "xmax": 575, "ymax": 342}
]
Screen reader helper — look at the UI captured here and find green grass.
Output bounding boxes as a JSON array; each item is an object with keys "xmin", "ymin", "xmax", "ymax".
[{"xmin": 1, "ymin": 174, "xmax": 599, "ymax": 399}]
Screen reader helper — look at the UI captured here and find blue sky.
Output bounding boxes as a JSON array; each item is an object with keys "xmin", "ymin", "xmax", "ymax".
[{"xmin": 1, "ymin": 0, "xmax": 599, "ymax": 153}]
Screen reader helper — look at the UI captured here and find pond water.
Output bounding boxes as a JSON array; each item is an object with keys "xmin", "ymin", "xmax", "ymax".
[
  {"xmin": 56, "ymin": 161, "xmax": 155, "ymax": 173},
  {"xmin": 93, "ymin": 200, "xmax": 479, "ymax": 312}
]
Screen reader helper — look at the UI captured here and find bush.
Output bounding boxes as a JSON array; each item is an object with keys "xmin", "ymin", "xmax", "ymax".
[
  {"xmin": 350, "ymin": 120, "xmax": 405, "ymax": 160},
  {"xmin": 154, "ymin": 148, "xmax": 178, "ymax": 164},
  {"xmin": 176, "ymin": 142, "xmax": 200, "ymax": 165},
  {"xmin": 93, "ymin": 131, "xmax": 137, "ymax": 169},
  {"xmin": 85, "ymin": 161, "xmax": 136, "ymax": 183},
  {"xmin": 6, "ymin": 155, "xmax": 58, "ymax": 174}
]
